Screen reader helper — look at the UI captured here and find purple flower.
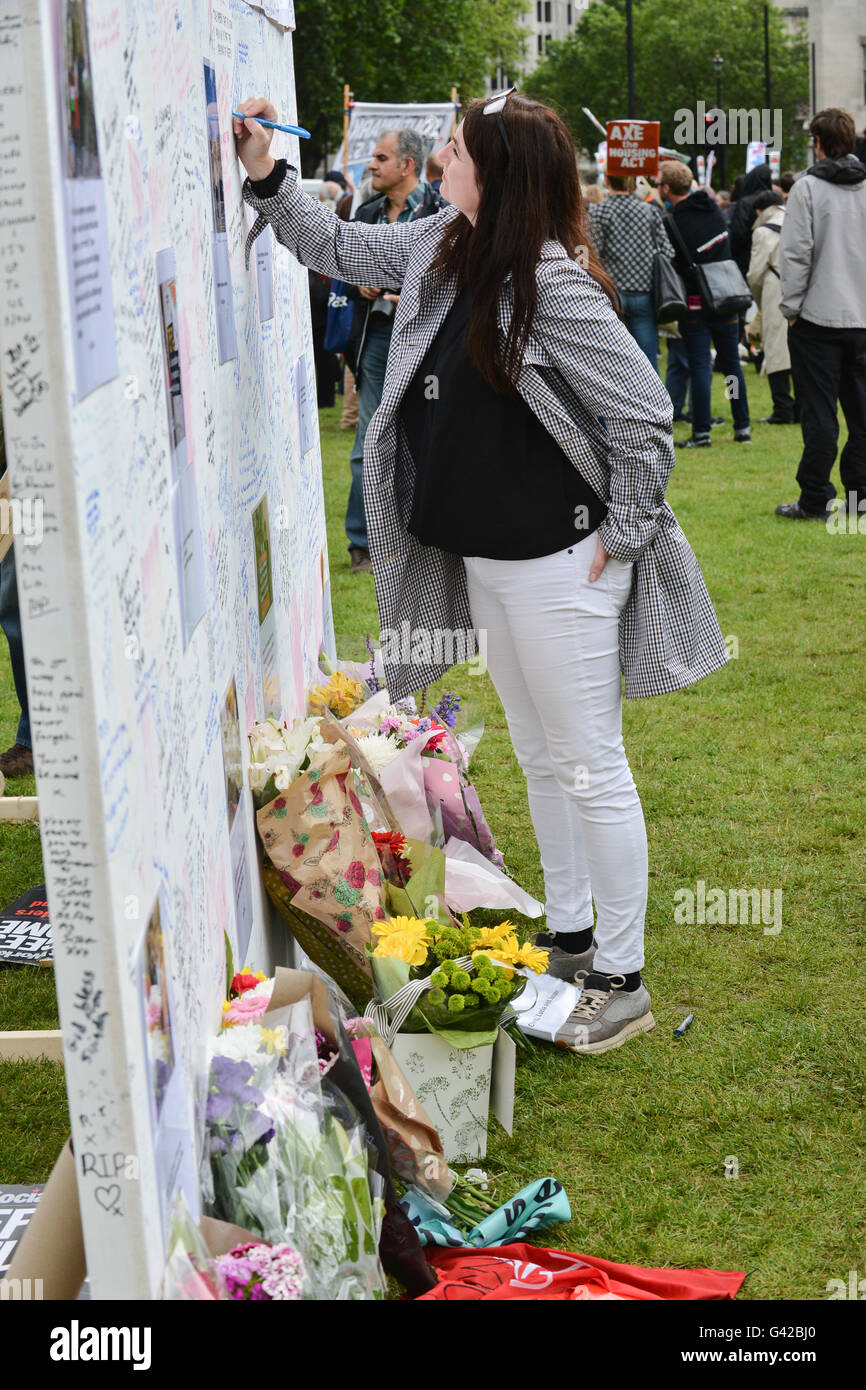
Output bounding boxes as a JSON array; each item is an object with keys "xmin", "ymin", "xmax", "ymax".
[
  {"xmin": 432, "ymin": 691, "xmax": 461, "ymax": 729},
  {"xmin": 206, "ymin": 1092, "xmax": 234, "ymax": 1123}
]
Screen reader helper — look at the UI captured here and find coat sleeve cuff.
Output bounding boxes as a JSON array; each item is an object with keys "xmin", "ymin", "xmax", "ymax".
[{"xmin": 247, "ymin": 157, "xmax": 290, "ymax": 199}]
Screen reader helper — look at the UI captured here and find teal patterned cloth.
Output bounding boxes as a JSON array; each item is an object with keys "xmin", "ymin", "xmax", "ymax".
[{"xmin": 402, "ymin": 1177, "xmax": 571, "ymax": 1249}]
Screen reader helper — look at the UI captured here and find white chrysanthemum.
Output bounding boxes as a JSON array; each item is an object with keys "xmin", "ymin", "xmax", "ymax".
[
  {"xmin": 352, "ymin": 732, "xmax": 403, "ymax": 774},
  {"xmin": 210, "ymin": 1023, "xmax": 267, "ymax": 1065}
]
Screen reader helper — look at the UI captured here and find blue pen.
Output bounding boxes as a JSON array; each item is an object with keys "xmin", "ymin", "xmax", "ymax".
[{"xmin": 232, "ymin": 110, "xmax": 311, "ymax": 138}]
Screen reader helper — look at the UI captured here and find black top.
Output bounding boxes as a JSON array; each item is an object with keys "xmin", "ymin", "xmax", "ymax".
[{"xmin": 399, "ymin": 286, "xmax": 605, "ymax": 559}]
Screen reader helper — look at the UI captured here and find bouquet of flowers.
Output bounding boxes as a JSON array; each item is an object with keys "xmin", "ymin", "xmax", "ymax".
[
  {"xmin": 202, "ymin": 994, "xmax": 385, "ymax": 1299},
  {"xmin": 215, "ymin": 1242, "xmax": 305, "ymax": 1301},
  {"xmin": 366, "ymin": 916, "xmax": 548, "ymax": 1047}
]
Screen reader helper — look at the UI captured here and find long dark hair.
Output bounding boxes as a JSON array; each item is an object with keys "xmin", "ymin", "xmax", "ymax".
[{"xmin": 428, "ymin": 94, "xmax": 619, "ymax": 394}]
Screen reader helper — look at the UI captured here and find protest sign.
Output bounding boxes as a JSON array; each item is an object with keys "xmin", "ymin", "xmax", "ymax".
[
  {"xmin": 605, "ymin": 120, "xmax": 660, "ymax": 177},
  {"xmin": 0, "ymin": 885, "xmax": 51, "ymax": 964}
]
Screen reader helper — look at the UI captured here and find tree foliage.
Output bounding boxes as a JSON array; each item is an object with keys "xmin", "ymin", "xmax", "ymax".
[
  {"xmin": 525, "ymin": 0, "xmax": 810, "ymax": 176},
  {"xmin": 293, "ymin": 0, "xmax": 529, "ymax": 174}
]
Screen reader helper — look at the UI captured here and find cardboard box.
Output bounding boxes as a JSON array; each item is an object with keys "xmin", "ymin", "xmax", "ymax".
[{"xmin": 390, "ymin": 1032, "xmax": 514, "ymax": 1164}]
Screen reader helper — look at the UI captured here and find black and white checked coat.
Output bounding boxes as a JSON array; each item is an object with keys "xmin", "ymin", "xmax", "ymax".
[{"xmin": 244, "ymin": 166, "xmax": 729, "ymax": 703}]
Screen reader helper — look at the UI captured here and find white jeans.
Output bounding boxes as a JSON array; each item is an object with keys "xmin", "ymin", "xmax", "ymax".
[{"xmin": 464, "ymin": 532, "xmax": 648, "ymax": 974}]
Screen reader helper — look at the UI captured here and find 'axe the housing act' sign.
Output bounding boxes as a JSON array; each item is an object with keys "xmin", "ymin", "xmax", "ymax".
[{"xmin": 605, "ymin": 120, "xmax": 660, "ymax": 177}]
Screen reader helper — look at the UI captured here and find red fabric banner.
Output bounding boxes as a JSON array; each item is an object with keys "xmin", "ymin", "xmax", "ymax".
[{"xmin": 417, "ymin": 1243, "xmax": 746, "ymax": 1301}]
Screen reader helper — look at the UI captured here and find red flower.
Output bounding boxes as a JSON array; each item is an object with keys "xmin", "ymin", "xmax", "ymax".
[
  {"xmin": 372, "ymin": 831, "xmax": 408, "ymax": 858},
  {"xmin": 336, "ymin": 915, "xmax": 352, "ymax": 934},
  {"xmin": 366, "ymin": 868, "xmax": 381, "ymax": 886},
  {"xmin": 374, "ymin": 905, "xmax": 387, "ymax": 920},
  {"xmin": 345, "ymin": 860, "xmax": 366, "ymax": 890},
  {"xmin": 347, "ymin": 787, "xmax": 363, "ymax": 816},
  {"xmin": 230, "ymin": 972, "xmax": 261, "ymax": 999},
  {"xmin": 292, "ymin": 843, "xmax": 304, "ymax": 857},
  {"xmin": 274, "ymin": 797, "xmax": 286, "ymax": 811}
]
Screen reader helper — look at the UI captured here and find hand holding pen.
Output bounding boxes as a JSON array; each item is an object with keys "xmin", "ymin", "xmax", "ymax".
[{"xmin": 233, "ymin": 97, "xmax": 309, "ymax": 182}]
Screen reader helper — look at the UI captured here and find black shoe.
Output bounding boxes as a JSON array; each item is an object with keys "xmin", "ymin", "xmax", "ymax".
[
  {"xmin": 760, "ymin": 415, "xmax": 796, "ymax": 425},
  {"xmin": 348, "ymin": 546, "xmax": 372, "ymax": 574},
  {"xmin": 774, "ymin": 501, "xmax": 831, "ymax": 521},
  {"xmin": 710, "ymin": 416, "xmax": 725, "ymax": 427},
  {"xmin": 0, "ymin": 742, "xmax": 34, "ymax": 777},
  {"xmin": 676, "ymin": 435, "xmax": 711, "ymax": 448},
  {"xmin": 733, "ymin": 429, "xmax": 752, "ymax": 443},
  {"xmin": 671, "ymin": 412, "xmax": 690, "ymax": 423}
]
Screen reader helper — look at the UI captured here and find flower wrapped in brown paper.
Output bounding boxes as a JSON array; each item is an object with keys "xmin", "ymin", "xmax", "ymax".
[{"xmin": 256, "ymin": 741, "xmax": 386, "ymax": 1005}]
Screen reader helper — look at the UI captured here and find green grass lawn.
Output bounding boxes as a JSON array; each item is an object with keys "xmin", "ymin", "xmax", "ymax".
[{"xmin": 2, "ymin": 367, "xmax": 864, "ymax": 1298}]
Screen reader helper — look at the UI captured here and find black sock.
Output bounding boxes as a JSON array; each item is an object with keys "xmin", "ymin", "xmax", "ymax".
[
  {"xmin": 586, "ymin": 969, "xmax": 642, "ymax": 993},
  {"xmin": 566, "ymin": 927, "xmax": 594, "ymax": 954}
]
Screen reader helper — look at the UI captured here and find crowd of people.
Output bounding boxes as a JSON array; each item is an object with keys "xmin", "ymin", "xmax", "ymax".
[
  {"xmin": 306, "ymin": 103, "xmax": 865, "ymax": 572},
  {"xmin": 572, "ymin": 107, "xmax": 865, "ymax": 521}
]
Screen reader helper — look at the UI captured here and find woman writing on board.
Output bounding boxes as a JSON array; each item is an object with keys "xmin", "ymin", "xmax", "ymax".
[{"xmin": 234, "ymin": 93, "xmax": 728, "ymax": 1054}]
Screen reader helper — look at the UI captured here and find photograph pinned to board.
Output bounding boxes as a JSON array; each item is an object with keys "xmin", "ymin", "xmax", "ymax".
[
  {"xmin": 255, "ymin": 230, "xmax": 275, "ymax": 322},
  {"xmin": 0, "ymin": 885, "xmax": 52, "ymax": 964},
  {"xmin": 219, "ymin": 673, "xmax": 254, "ymax": 961},
  {"xmin": 53, "ymin": 0, "xmax": 118, "ymax": 398},
  {"xmin": 156, "ymin": 249, "xmax": 187, "ymax": 478},
  {"xmin": 295, "ymin": 352, "xmax": 316, "ymax": 456},
  {"xmin": 220, "ymin": 674, "xmax": 244, "ymax": 831},
  {"xmin": 252, "ymin": 496, "xmax": 280, "ymax": 717},
  {"xmin": 229, "ymin": 806, "xmax": 254, "ymax": 965},
  {"xmin": 204, "ymin": 58, "xmax": 238, "ymax": 363},
  {"xmin": 141, "ymin": 895, "xmax": 175, "ymax": 1123},
  {"xmin": 134, "ymin": 893, "xmax": 199, "ymax": 1237},
  {"xmin": 156, "ymin": 248, "xmax": 206, "ymax": 646}
]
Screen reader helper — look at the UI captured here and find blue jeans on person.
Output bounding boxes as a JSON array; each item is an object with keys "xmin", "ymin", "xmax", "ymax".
[
  {"xmin": 346, "ymin": 318, "xmax": 392, "ymax": 551},
  {"xmin": 666, "ymin": 337, "xmax": 691, "ymax": 417},
  {"xmin": 0, "ymin": 544, "xmax": 31, "ymax": 749},
  {"xmin": 678, "ymin": 312, "xmax": 750, "ymax": 437},
  {"xmin": 620, "ymin": 291, "xmax": 658, "ymax": 372}
]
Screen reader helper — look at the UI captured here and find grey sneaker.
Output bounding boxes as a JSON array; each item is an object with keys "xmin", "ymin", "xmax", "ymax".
[
  {"xmin": 533, "ymin": 930, "xmax": 597, "ymax": 981},
  {"xmin": 555, "ymin": 971, "xmax": 655, "ymax": 1054}
]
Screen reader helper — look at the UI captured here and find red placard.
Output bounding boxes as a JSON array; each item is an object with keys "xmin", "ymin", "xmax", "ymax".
[{"xmin": 605, "ymin": 120, "xmax": 660, "ymax": 177}]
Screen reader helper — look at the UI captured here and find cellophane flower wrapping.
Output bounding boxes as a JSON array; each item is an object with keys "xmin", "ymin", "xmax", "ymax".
[
  {"xmin": 161, "ymin": 1196, "xmax": 223, "ymax": 1300},
  {"xmin": 201, "ymin": 1000, "xmax": 386, "ymax": 1300}
]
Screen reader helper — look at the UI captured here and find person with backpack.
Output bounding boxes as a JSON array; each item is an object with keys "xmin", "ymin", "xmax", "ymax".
[{"xmin": 658, "ymin": 160, "xmax": 751, "ymax": 448}]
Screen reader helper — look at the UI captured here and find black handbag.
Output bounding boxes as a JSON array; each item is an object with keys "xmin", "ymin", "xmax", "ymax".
[
  {"xmin": 665, "ymin": 214, "xmax": 753, "ymax": 317},
  {"xmin": 652, "ymin": 248, "xmax": 688, "ymax": 321}
]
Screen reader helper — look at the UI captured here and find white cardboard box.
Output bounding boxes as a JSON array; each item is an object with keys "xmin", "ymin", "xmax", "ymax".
[{"xmin": 390, "ymin": 1032, "xmax": 515, "ymax": 1163}]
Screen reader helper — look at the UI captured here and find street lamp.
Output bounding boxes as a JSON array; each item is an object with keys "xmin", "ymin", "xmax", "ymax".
[{"xmin": 712, "ymin": 51, "xmax": 727, "ymax": 188}]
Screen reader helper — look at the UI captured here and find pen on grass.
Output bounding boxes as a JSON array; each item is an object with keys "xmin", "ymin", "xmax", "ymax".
[
  {"xmin": 232, "ymin": 110, "xmax": 311, "ymax": 138},
  {"xmin": 673, "ymin": 1013, "xmax": 695, "ymax": 1038}
]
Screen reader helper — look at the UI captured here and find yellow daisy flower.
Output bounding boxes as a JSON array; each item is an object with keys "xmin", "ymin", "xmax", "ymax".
[
  {"xmin": 477, "ymin": 921, "xmax": 519, "ymax": 946},
  {"xmin": 513, "ymin": 941, "xmax": 550, "ymax": 975},
  {"xmin": 372, "ymin": 923, "xmax": 429, "ymax": 967}
]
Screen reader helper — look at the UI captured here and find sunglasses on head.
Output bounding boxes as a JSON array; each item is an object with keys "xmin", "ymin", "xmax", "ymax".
[{"xmin": 482, "ymin": 85, "xmax": 518, "ymax": 157}]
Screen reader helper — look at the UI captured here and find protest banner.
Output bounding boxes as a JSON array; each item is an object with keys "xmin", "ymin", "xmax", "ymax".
[{"xmin": 605, "ymin": 119, "xmax": 661, "ymax": 177}]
